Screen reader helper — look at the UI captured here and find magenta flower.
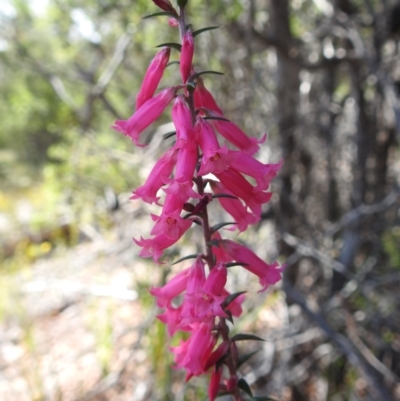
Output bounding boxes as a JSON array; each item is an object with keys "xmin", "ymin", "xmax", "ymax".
[
  {"xmin": 171, "ymin": 322, "xmax": 216, "ymax": 377},
  {"xmin": 181, "ymin": 263, "xmax": 228, "ymax": 321},
  {"xmin": 208, "ymin": 366, "xmax": 223, "ymax": 401},
  {"xmin": 136, "ymin": 47, "xmax": 171, "ymax": 110},
  {"xmin": 229, "ymin": 152, "xmax": 283, "ymax": 191},
  {"xmin": 150, "ymin": 267, "xmax": 191, "ymax": 308},
  {"xmin": 210, "ymin": 180, "xmax": 260, "ymax": 232},
  {"xmin": 215, "ymin": 168, "xmax": 272, "ymax": 216},
  {"xmin": 157, "ymin": 305, "xmax": 189, "ymax": 336},
  {"xmin": 133, "ymin": 230, "xmax": 185, "ymax": 263},
  {"xmin": 210, "ymin": 112, "xmax": 266, "ymax": 155},
  {"xmin": 131, "ymin": 148, "xmax": 177, "ymax": 204},
  {"xmin": 112, "ymin": 87, "xmax": 175, "ymax": 147},
  {"xmin": 219, "ymin": 240, "xmax": 285, "ymax": 291},
  {"xmin": 194, "ymin": 76, "xmax": 223, "ymax": 115},
  {"xmin": 180, "ymin": 31, "xmax": 194, "ymax": 83},
  {"xmin": 196, "ymin": 118, "xmax": 238, "ymax": 176},
  {"xmin": 150, "ymin": 193, "xmax": 192, "ymax": 240},
  {"xmin": 172, "ymin": 95, "xmax": 196, "ymax": 148},
  {"xmin": 211, "ymin": 232, "xmax": 234, "ymax": 264}
]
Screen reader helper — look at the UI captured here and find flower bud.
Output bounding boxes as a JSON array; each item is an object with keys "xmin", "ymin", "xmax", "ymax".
[
  {"xmin": 180, "ymin": 31, "xmax": 194, "ymax": 83},
  {"xmin": 152, "ymin": 0, "xmax": 176, "ymax": 13},
  {"xmin": 136, "ymin": 47, "xmax": 171, "ymax": 110}
]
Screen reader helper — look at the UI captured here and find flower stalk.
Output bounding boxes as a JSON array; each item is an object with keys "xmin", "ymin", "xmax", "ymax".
[{"xmin": 112, "ymin": 1, "xmax": 284, "ymax": 399}]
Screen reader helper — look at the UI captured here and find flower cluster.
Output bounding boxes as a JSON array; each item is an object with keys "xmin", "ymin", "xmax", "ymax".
[{"xmin": 113, "ymin": 1, "xmax": 284, "ymax": 399}]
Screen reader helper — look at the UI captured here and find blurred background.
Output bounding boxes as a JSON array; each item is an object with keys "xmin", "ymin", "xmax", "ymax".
[{"xmin": 1, "ymin": 0, "xmax": 400, "ymax": 400}]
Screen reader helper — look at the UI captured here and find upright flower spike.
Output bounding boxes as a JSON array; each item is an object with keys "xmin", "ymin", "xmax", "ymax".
[
  {"xmin": 115, "ymin": 3, "xmax": 284, "ymax": 399},
  {"xmin": 112, "ymin": 87, "xmax": 176, "ymax": 147},
  {"xmin": 136, "ymin": 47, "xmax": 171, "ymax": 110},
  {"xmin": 180, "ymin": 30, "xmax": 194, "ymax": 83}
]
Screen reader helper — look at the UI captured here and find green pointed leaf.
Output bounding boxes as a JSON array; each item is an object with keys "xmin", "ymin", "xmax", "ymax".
[
  {"xmin": 143, "ymin": 12, "xmax": 178, "ymax": 20},
  {"xmin": 238, "ymin": 378, "xmax": 253, "ymax": 397},
  {"xmin": 167, "ymin": 60, "xmax": 180, "ymax": 67},
  {"xmin": 192, "ymin": 26, "xmax": 221, "ymax": 37},
  {"xmin": 163, "ymin": 131, "xmax": 176, "ymax": 140},
  {"xmin": 222, "ymin": 291, "xmax": 246, "ymax": 309},
  {"xmin": 203, "ymin": 116, "xmax": 230, "ymax": 122},
  {"xmin": 232, "ymin": 334, "xmax": 265, "ymax": 342},
  {"xmin": 192, "ymin": 70, "xmax": 224, "ymax": 80},
  {"xmin": 237, "ymin": 349, "xmax": 260, "ymax": 368},
  {"xmin": 212, "ymin": 193, "xmax": 239, "ymax": 200},
  {"xmin": 225, "ymin": 309, "xmax": 234, "ymax": 324},
  {"xmin": 171, "ymin": 254, "xmax": 199, "ymax": 265},
  {"xmin": 156, "ymin": 43, "xmax": 182, "ymax": 52},
  {"xmin": 225, "ymin": 262, "xmax": 249, "ymax": 268},
  {"xmin": 211, "ymin": 222, "xmax": 236, "ymax": 234}
]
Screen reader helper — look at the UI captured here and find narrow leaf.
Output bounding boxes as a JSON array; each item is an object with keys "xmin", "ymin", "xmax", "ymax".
[
  {"xmin": 225, "ymin": 309, "xmax": 234, "ymax": 324},
  {"xmin": 237, "ymin": 349, "xmax": 260, "ymax": 368},
  {"xmin": 143, "ymin": 12, "xmax": 178, "ymax": 20},
  {"xmin": 222, "ymin": 291, "xmax": 246, "ymax": 308},
  {"xmin": 212, "ymin": 193, "xmax": 239, "ymax": 200},
  {"xmin": 211, "ymin": 222, "xmax": 236, "ymax": 233},
  {"xmin": 203, "ymin": 116, "xmax": 230, "ymax": 122},
  {"xmin": 232, "ymin": 334, "xmax": 265, "ymax": 342},
  {"xmin": 172, "ymin": 254, "xmax": 199, "ymax": 265},
  {"xmin": 238, "ymin": 378, "xmax": 253, "ymax": 397},
  {"xmin": 156, "ymin": 43, "xmax": 182, "ymax": 52},
  {"xmin": 192, "ymin": 70, "xmax": 224, "ymax": 80},
  {"xmin": 163, "ymin": 131, "xmax": 176, "ymax": 140},
  {"xmin": 207, "ymin": 240, "xmax": 221, "ymax": 248},
  {"xmin": 192, "ymin": 26, "xmax": 221, "ymax": 37},
  {"xmin": 167, "ymin": 60, "xmax": 180, "ymax": 67}
]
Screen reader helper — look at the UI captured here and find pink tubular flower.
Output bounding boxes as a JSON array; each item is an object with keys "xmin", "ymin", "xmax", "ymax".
[
  {"xmin": 136, "ymin": 47, "xmax": 171, "ymax": 110},
  {"xmin": 210, "ymin": 180, "xmax": 260, "ymax": 232},
  {"xmin": 150, "ymin": 193, "xmax": 192, "ymax": 240},
  {"xmin": 219, "ymin": 240, "xmax": 285, "ymax": 291},
  {"xmin": 171, "ymin": 322, "xmax": 216, "ymax": 377},
  {"xmin": 209, "ymin": 366, "xmax": 223, "ymax": 401},
  {"xmin": 112, "ymin": 87, "xmax": 176, "ymax": 147},
  {"xmin": 196, "ymin": 118, "xmax": 238, "ymax": 176},
  {"xmin": 131, "ymin": 148, "xmax": 178, "ymax": 204},
  {"xmin": 194, "ymin": 76, "xmax": 223, "ymax": 115},
  {"xmin": 172, "ymin": 95, "xmax": 196, "ymax": 148},
  {"xmin": 229, "ymin": 152, "xmax": 283, "ymax": 191},
  {"xmin": 181, "ymin": 263, "xmax": 228, "ymax": 322},
  {"xmin": 180, "ymin": 31, "xmax": 194, "ymax": 83},
  {"xmin": 215, "ymin": 168, "xmax": 272, "ymax": 216},
  {"xmin": 134, "ymin": 230, "xmax": 184, "ymax": 263},
  {"xmin": 150, "ymin": 267, "xmax": 191, "ymax": 308},
  {"xmin": 210, "ymin": 112, "xmax": 266, "ymax": 155},
  {"xmin": 211, "ymin": 232, "xmax": 233, "ymax": 264}
]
